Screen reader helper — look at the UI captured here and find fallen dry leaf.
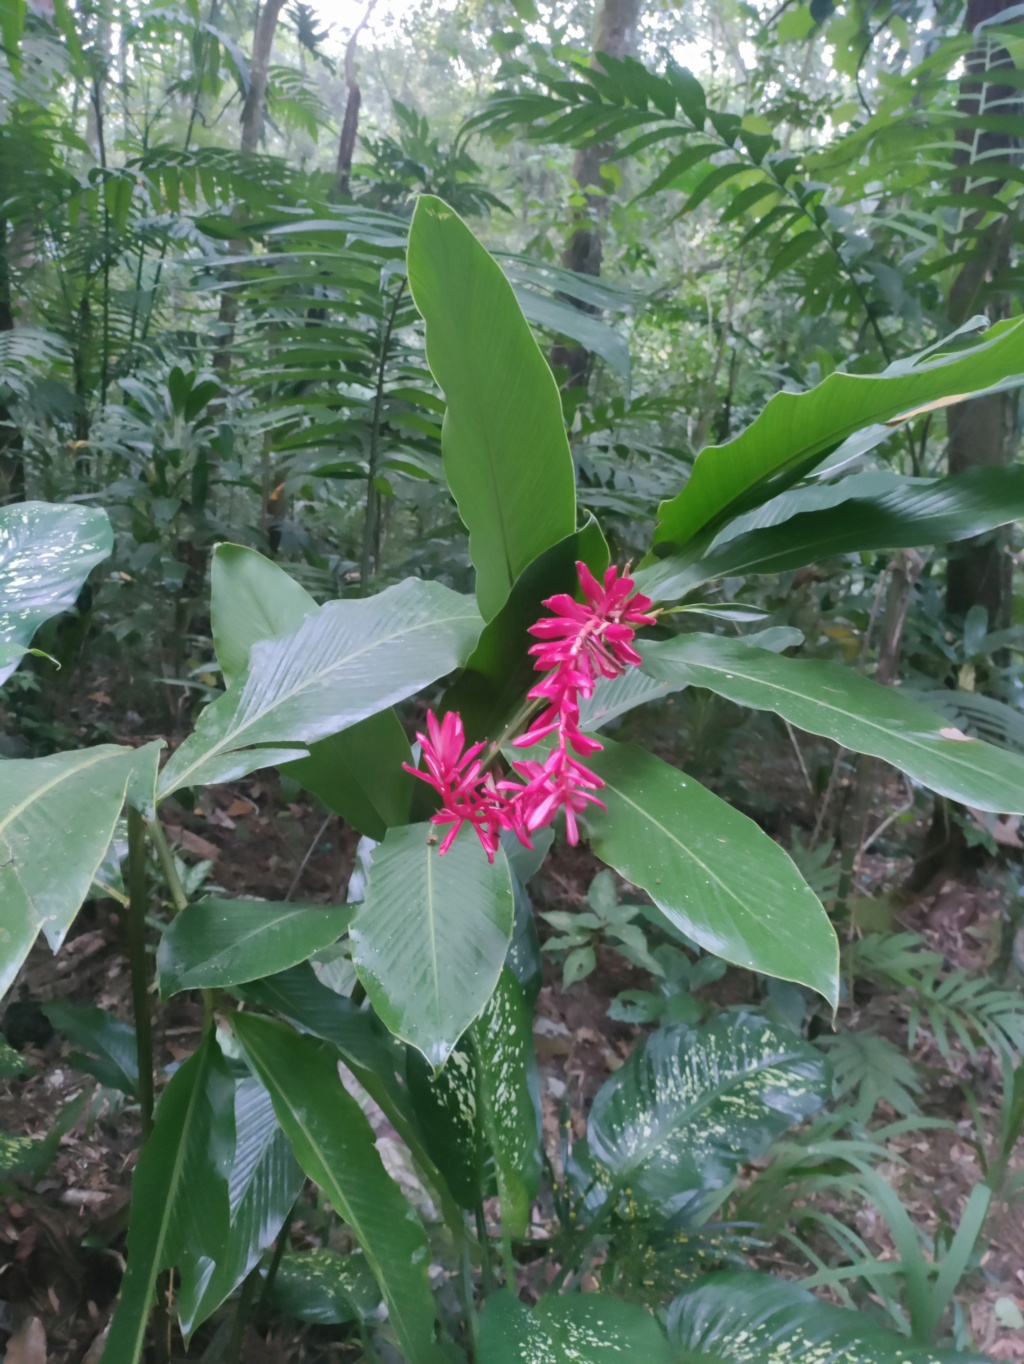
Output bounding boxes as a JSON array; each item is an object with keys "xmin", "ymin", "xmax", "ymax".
[{"xmin": 6, "ymin": 1316, "xmax": 47, "ymax": 1364}]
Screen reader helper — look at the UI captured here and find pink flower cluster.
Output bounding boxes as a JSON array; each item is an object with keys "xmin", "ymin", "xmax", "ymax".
[{"xmin": 403, "ymin": 563, "xmax": 656, "ymax": 861}]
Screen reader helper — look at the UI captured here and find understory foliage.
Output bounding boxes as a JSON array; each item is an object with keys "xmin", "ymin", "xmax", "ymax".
[{"xmin": 2, "ymin": 1, "xmax": 1024, "ymax": 1362}]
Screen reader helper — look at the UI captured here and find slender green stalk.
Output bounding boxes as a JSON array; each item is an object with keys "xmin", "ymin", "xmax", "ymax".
[
  {"xmin": 147, "ymin": 816, "xmax": 189, "ymax": 913},
  {"xmin": 126, "ymin": 807, "xmax": 156, "ymax": 1142},
  {"xmin": 256, "ymin": 1203, "xmax": 296, "ymax": 1314}
]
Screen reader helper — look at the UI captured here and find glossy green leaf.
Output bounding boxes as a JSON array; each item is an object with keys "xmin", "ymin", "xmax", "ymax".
[
  {"xmin": 267, "ymin": 1249, "xmax": 381, "ymax": 1325},
  {"xmin": 443, "ymin": 514, "xmax": 609, "ymax": 741},
  {"xmin": 641, "ymin": 634, "xmax": 1024, "ymax": 814},
  {"xmin": 185, "ymin": 1075, "xmax": 304, "ymax": 1334},
  {"xmin": 0, "ymin": 501, "xmax": 113, "ymax": 685},
  {"xmin": 477, "ymin": 1290, "xmax": 675, "ymax": 1364},
  {"xmin": 282, "ymin": 712, "xmax": 413, "ymax": 840},
  {"xmin": 647, "ymin": 466, "xmax": 1024, "ymax": 600},
  {"xmin": 210, "ymin": 544, "xmax": 414, "ymax": 839},
  {"xmin": 240, "ymin": 965, "xmax": 467, "ymax": 1237},
  {"xmin": 44, "ymin": 1001, "xmax": 139, "ymax": 1095},
  {"xmin": 472, "ymin": 967, "xmax": 541, "ymax": 1238},
  {"xmin": 406, "ymin": 967, "xmax": 540, "ymax": 1235},
  {"xmin": 159, "ymin": 577, "xmax": 481, "ymax": 798},
  {"xmin": 578, "ymin": 1016, "xmax": 829, "ymax": 1223},
  {"xmin": 351, "ymin": 822, "xmax": 515, "ymax": 1068},
  {"xmin": 0, "ymin": 745, "xmax": 146, "ymax": 1002},
  {"xmin": 584, "ymin": 739, "xmax": 839, "ymax": 1006},
  {"xmin": 652, "ymin": 318, "xmax": 1024, "ymax": 550},
  {"xmin": 102, "ymin": 1034, "xmax": 234, "ymax": 1364},
  {"xmin": 232, "ymin": 1013, "xmax": 445, "ymax": 1364},
  {"xmin": 667, "ymin": 1270, "xmax": 989, "ymax": 1362},
  {"xmin": 156, "ymin": 898, "xmax": 354, "ymax": 996},
  {"xmin": 407, "ymin": 195, "xmax": 576, "ymax": 620},
  {"xmin": 211, "ymin": 543, "xmax": 319, "ymax": 687}
]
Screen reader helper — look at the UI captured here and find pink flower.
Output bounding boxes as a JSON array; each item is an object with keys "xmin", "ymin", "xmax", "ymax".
[
  {"xmin": 406, "ymin": 564, "xmax": 653, "ymax": 858},
  {"xmin": 509, "ymin": 748, "xmax": 606, "ymax": 846},
  {"xmin": 403, "ymin": 710, "xmax": 509, "ymax": 862}
]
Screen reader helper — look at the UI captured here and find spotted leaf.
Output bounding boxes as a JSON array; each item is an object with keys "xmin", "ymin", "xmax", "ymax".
[
  {"xmin": 574, "ymin": 1015, "xmax": 829, "ymax": 1224},
  {"xmin": 477, "ymin": 1289, "xmax": 675, "ymax": 1364},
  {"xmin": 667, "ymin": 1271, "xmax": 990, "ymax": 1362}
]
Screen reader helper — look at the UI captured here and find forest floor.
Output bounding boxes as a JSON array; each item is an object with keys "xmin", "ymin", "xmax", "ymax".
[{"xmin": 1, "ymin": 708, "xmax": 1023, "ymax": 1362}]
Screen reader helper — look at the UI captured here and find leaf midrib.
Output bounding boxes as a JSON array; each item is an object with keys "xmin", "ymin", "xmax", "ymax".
[
  {"xmin": 166, "ymin": 597, "xmax": 477, "ymax": 791},
  {"xmin": 654, "ymin": 642, "xmax": 1002, "ymax": 786}
]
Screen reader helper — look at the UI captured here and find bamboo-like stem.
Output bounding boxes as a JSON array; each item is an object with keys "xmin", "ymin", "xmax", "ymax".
[{"xmin": 126, "ymin": 808, "xmax": 156, "ymax": 1141}]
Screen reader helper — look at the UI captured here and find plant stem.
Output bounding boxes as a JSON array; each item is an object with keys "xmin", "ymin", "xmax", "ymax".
[
  {"xmin": 360, "ymin": 280, "xmax": 406, "ymax": 593},
  {"xmin": 126, "ymin": 807, "xmax": 156, "ymax": 1141},
  {"xmin": 147, "ymin": 816, "xmax": 189, "ymax": 913},
  {"xmin": 256, "ymin": 1203, "xmax": 296, "ymax": 1315}
]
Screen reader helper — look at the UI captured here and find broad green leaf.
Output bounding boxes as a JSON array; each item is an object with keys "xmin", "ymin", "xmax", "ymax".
[
  {"xmin": 232, "ymin": 1013, "xmax": 445, "ymax": 1364},
  {"xmin": 578, "ymin": 1016, "xmax": 829, "ymax": 1223},
  {"xmin": 584, "ymin": 739, "xmax": 839, "ymax": 1006},
  {"xmin": 646, "ymin": 466, "xmax": 1024, "ymax": 600},
  {"xmin": 641, "ymin": 634, "xmax": 1024, "ymax": 814},
  {"xmin": 156, "ymin": 898, "xmax": 354, "ymax": 996},
  {"xmin": 159, "ymin": 578, "xmax": 481, "ymax": 798},
  {"xmin": 267, "ymin": 1249, "xmax": 381, "ymax": 1325},
  {"xmin": 185, "ymin": 1075, "xmax": 304, "ymax": 1334},
  {"xmin": 44, "ymin": 1001, "xmax": 139, "ymax": 1095},
  {"xmin": 406, "ymin": 968, "xmax": 541, "ymax": 1235},
  {"xmin": 443, "ymin": 514, "xmax": 609, "ymax": 741},
  {"xmin": 210, "ymin": 544, "xmax": 414, "ymax": 838},
  {"xmin": 472, "ymin": 967, "xmax": 541, "ymax": 1238},
  {"xmin": 407, "ymin": 195, "xmax": 576, "ymax": 620},
  {"xmin": 0, "ymin": 745, "xmax": 144, "ymax": 1002},
  {"xmin": 477, "ymin": 1290, "xmax": 675, "ymax": 1364},
  {"xmin": 211, "ymin": 543, "xmax": 319, "ymax": 687},
  {"xmin": 240, "ymin": 965, "xmax": 468, "ymax": 1237},
  {"xmin": 282, "ymin": 712, "xmax": 414, "ymax": 840},
  {"xmin": 0, "ymin": 502, "xmax": 113, "ymax": 685},
  {"xmin": 652, "ymin": 318, "xmax": 1024, "ymax": 551},
  {"xmin": 102, "ymin": 1034, "xmax": 234, "ymax": 1364},
  {"xmin": 667, "ymin": 1270, "xmax": 989, "ymax": 1362},
  {"xmin": 351, "ymin": 822, "xmax": 515, "ymax": 1068}
]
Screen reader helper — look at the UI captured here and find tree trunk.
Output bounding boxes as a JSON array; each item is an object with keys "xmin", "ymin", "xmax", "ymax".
[
  {"xmin": 0, "ymin": 217, "xmax": 25, "ymax": 502},
  {"xmin": 945, "ymin": 0, "xmax": 1021, "ymax": 631},
  {"xmin": 550, "ymin": 0, "xmax": 642, "ymax": 393},
  {"xmin": 332, "ymin": 1, "xmax": 378, "ymax": 199},
  {"xmin": 213, "ymin": 0, "xmax": 288, "ymax": 380}
]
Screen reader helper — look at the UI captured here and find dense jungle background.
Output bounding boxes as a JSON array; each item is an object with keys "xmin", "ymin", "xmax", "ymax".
[{"xmin": 3, "ymin": 0, "xmax": 1024, "ymax": 1360}]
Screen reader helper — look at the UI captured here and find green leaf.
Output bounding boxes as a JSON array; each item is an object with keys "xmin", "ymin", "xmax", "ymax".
[
  {"xmin": 102, "ymin": 1034, "xmax": 234, "ymax": 1364},
  {"xmin": 667, "ymin": 1270, "xmax": 989, "ymax": 1362},
  {"xmin": 185, "ymin": 1075, "xmax": 304, "ymax": 1334},
  {"xmin": 232, "ymin": 1013, "xmax": 445, "ymax": 1364},
  {"xmin": 44, "ymin": 1001, "xmax": 139, "ymax": 1095},
  {"xmin": 640, "ymin": 634, "xmax": 1024, "ymax": 814},
  {"xmin": 210, "ymin": 544, "xmax": 414, "ymax": 839},
  {"xmin": 156, "ymin": 898, "xmax": 354, "ymax": 996},
  {"xmin": 282, "ymin": 711, "xmax": 413, "ymax": 840},
  {"xmin": 0, "ymin": 502, "xmax": 113, "ymax": 685},
  {"xmin": 210, "ymin": 543, "xmax": 318, "ymax": 688},
  {"xmin": 0, "ymin": 746, "xmax": 144, "ymax": 1002},
  {"xmin": 652, "ymin": 318, "xmax": 1024, "ymax": 551},
  {"xmin": 158, "ymin": 578, "xmax": 481, "ymax": 798},
  {"xmin": 648, "ymin": 466, "xmax": 1024, "ymax": 599},
  {"xmin": 443, "ymin": 515, "xmax": 609, "ymax": 741},
  {"xmin": 583, "ymin": 739, "xmax": 839, "ymax": 1006},
  {"xmin": 267, "ymin": 1249, "xmax": 381, "ymax": 1324},
  {"xmin": 472, "ymin": 968, "xmax": 541, "ymax": 1238},
  {"xmin": 578, "ymin": 1016, "xmax": 829, "ymax": 1223},
  {"xmin": 239, "ymin": 965, "xmax": 468, "ymax": 1237},
  {"xmin": 407, "ymin": 195, "xmax": 576, "ymax": 621},
  {"xmin": 409, "ymin": 968, "xmax": 540, "ymax": 1233},
  {"xmin": 477, "ymin": 1290, "xmax": 675, "ymax": 1364},
  {"xmin": 351, "ymin": 823, "xmax": 515, "ymax": 1068}
]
